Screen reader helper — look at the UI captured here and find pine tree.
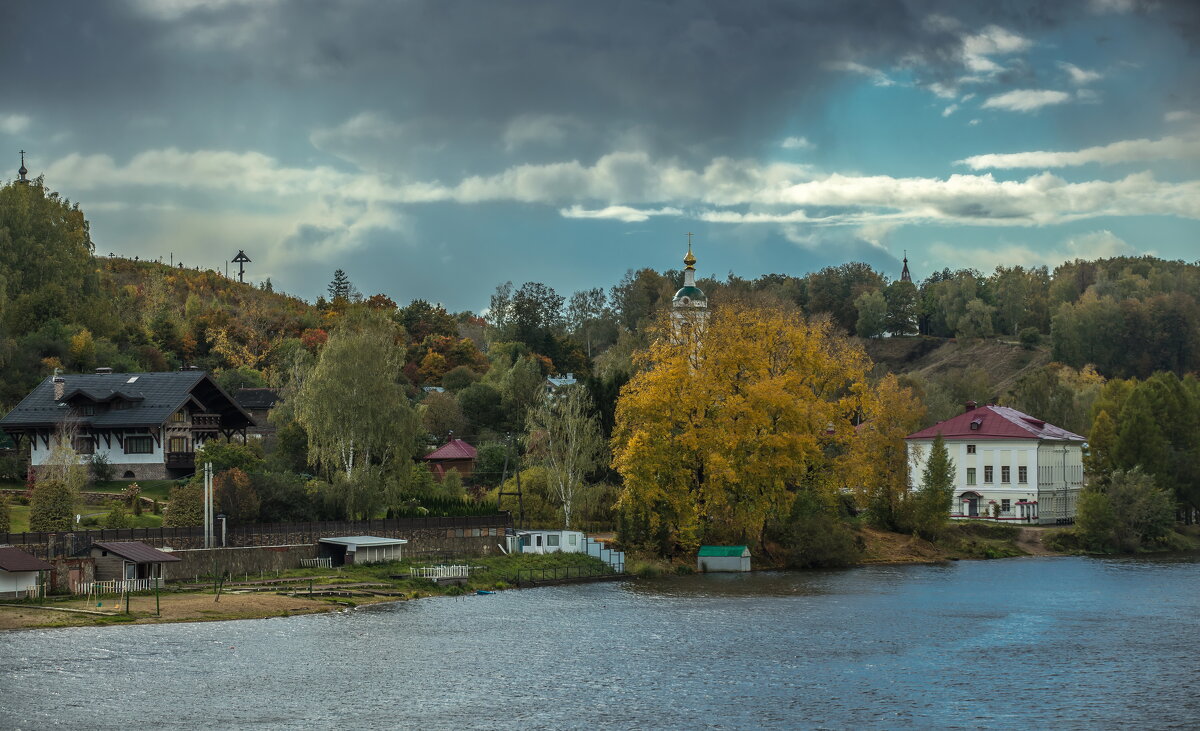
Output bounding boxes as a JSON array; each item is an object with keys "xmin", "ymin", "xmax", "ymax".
[
  {"xmin": 1085, "ymin": 409, "xmax": 1118, "ymax": 486},
  {"xmin": 327, "ymin": 269, "xmax": 352, "ymax": 300},
  {"xmin": 908, "ymin": 433, "xmax": 955, "ymax": 540}
]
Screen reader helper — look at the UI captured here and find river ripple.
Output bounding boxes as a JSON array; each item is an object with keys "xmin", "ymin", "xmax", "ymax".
[{"xmin": 2, "ymin": 555, "xmax": 1197, "ymax": 730}]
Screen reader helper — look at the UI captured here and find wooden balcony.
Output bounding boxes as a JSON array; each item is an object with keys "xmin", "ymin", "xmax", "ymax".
[
  {"xmin": 166, "ymin": 451, "xmax": 195, "ymax": 469},
  {"xmin": 191, "ymin": 414, "xmax": 221, "ymax": 430}
]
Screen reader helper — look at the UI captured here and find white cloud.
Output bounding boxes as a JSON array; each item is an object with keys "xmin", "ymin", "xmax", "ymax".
[
  {"xmin": 1089, "ymin": 0, "xmax": 1136, "ymax": 13},
  {"xmin": 958, "ymin": 132, "xmax": 1200, "ymax": 169},
  {"xmin": 942, "ymin": 104, "xmax": 959, "ymax": 117},
  {"xmin": 559, "ymin": 205, "xmax": 681, "ymax": 223},
  {"xmin": 825, "ymin": 61, "xmax": 894, "ymax": 87},
  {"xmin": 1059, "ymin": 62, "xmax": 1103, "ymax": 85},
  {"xmin": 969, "ymin": 119, "xmax": 981, "ymax": 126},
  {"xmin": 1165, "ymin": 110, "xmax": 1197, "ymax": 123},
  {"xmin": 981, "ymin": 89, "xmax": 1072, "ymax": 112},
  {"xmin": 928, "ymin": 230, "xmax": 1136, "ymax": 272},
  {"xmin": 962, "ymin": 25, "xmax": 1032, "ymax": 74},
  {"xmin": 129, "ymin": 0, "xmax": 275, "ymax": 20},
  {"xmin": 781, "ymin": 136, "xmax": 814, "ymax": 150},
  {"xmin": 0, "ymin": 113, "xmax": 31, "ymax": 135}
]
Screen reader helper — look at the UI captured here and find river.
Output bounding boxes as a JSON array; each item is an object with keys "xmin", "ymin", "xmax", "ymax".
[{"xmin": 2, "ymin": 555, "xmax": 1197, "ymax": 730}]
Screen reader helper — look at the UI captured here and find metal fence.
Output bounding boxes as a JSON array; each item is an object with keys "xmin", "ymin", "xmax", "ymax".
[
  {"xmin": 507, "ymin": 564, "xmax": 613, "ymax": 584},
  {"xmin": 411, "ymin": 564, "xmax": 473, "ymax": 580}
]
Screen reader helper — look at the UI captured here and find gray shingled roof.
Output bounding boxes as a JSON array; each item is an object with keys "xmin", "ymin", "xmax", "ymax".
[{"xmin": 0, "ymin": 371, "xmax": 253, "ymax": 431}]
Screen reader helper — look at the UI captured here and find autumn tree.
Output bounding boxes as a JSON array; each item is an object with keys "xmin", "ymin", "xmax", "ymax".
[
  {"xmin": 855, "ymin": 375, "xmax": 927, "ymax": 530},
  {"xmin": 0, "ymin": 495, "xmax": 10, "ymax": 533},
  {"xmin": 612, "ymin": 301, "xmax": 877, "ymax": 555},
  {"xmin": 29, "ymin": 436, "xmax": 87, "ymax": 532},
  {"xmin": 215, "ymin": 467, "xmax": 261, "ymax": 525},
  {"xmin": 525, "ymin": 386, "xmax": 605, "ymax": 529},
  {"xmin": 163, "ymin": 483, "xmax": 203, "ymax": 527}
]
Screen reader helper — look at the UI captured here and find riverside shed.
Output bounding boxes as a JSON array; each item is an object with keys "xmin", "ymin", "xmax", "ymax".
[
  {"xmin": 0, "ymin": 546, "xmax": 54, "ymax": 598},
  {"xmin": 318, "ymin": 536, "xmax": 408, "ymax": 566},
  {"xmin": 697, "ymin": 545, "xmax": 751, "ymax": 573},
  {"xmin": 79, "ymin": 541, "xmax": 180, "ymax": 586}
]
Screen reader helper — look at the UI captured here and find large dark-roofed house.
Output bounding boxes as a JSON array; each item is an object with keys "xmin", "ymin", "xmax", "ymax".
[{"xmin": 1, "ymin": 370, "xmax": 254, "ymax": 480}]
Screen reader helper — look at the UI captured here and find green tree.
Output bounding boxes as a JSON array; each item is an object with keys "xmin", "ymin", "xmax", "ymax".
[
  {"xmin": 104, "ymin": 501, "xmax": 132, "ymax": 529},
  {"xmin": 854, "ymin": 289, "xmax": 888, "ymax": 338},
  {"xmin": 422, "ymin": 391, "xmax": 467, "ymax": 442},
  {"xmin": 163, "ymin": 483, "xmax": 203, "ymax": 527},
  {"xmin": 29, "ymin": 479, "xmax": 75, "ymax": 531},
  {"xmin": 904, "ymin": 433, "xmax": 954, "ymax": 540},
  {"xmin": 293, "ymin": 310, "xmax": 422, "ymax": 517},
  {"xmin": 525, "ymin": 387, "xmax": 605, "ymax": 529},
  {"xmin": 884, "ymin": 280, "xmax": 918, "ymax": 335},
  {"xmin": 1085, "ymin": 409, "xmax": 1118, "ymax": 485},
  {"xmin": 1075, "ymin": 489, "xmax": 1117, "ymax": 551},
  {"xmin": 957, "ymin": 298, "xmax": 996, "ymax": 339},
  {"xmin": 0, "ymin": 495, "xmax": 11, "ymax": 533},
  {"xmin": 195, "ymin": 439, "xmax": 265, "ymax": 474},
  {"xmin": 327, "ymin": 269, "xmax": 353, "ymax": 301}
]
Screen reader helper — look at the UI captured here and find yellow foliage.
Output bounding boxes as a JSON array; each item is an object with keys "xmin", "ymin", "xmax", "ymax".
[{"xmin": 612, "ymin": 302, "xmax": 880, "ymax": 553}]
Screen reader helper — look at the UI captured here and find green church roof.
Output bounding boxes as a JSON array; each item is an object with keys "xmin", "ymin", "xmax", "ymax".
[
  {"xmin": 673, "ymin": 285, "xmax": 706, "ymax": 302},
  {"xmin": 698, "ymin": 545, "xmax": 750, "ymax": 557}
]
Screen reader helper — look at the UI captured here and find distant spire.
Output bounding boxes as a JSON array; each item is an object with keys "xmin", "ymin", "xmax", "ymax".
[
  {"xmin": 17, "ymin": 150, "xmax": 29, "ymax": 184},
  {"xmin": 683, "ymin": 232, "xmax": 696, "ymax": 271},
  {"xmin": 901, "ymin": 249, "xmax": 911, "ymax": 283}
]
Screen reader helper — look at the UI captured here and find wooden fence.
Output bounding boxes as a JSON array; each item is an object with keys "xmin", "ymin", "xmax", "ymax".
[{"xmin": 75, "ymin": 577, "xmax": 164, "ymax": 595}]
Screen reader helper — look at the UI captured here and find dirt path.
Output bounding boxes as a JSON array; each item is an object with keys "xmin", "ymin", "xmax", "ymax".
[{"xmin": 1016, "ymin": 527, "xmax": 1062, "ymax": 556}]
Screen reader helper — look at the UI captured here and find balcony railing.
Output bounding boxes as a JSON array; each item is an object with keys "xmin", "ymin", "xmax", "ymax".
[
  {"xmin": 166, "ymin": 451, "xmax": 195, "ymax": 469},
  {"xmin": 191, "ymin": 414, "xmax": 221, "ymax": 430}
]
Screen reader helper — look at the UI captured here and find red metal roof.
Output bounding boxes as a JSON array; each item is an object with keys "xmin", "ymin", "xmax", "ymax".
[
  {"xmin": 0, "ymin": 546, "xmax": 54, "ymax": 572},
  {"xmin": 905, "ymin": 405, "xmax": 1085, "ymax": 442},
  {"xmin": 92, "ymin": 542, "xmax": 182, "ymax": 563},
  {"xmin": 422, "ymin": 438, "xmax": 477, "ymax": 461}
]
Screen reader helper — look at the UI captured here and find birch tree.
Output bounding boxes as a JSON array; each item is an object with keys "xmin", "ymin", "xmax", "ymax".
[
  {"xmin": 525, "ymin": 386, "xmax": 604, "ymax": 529},
  {"xmin": 294, "ymin": 310, "xmax": 422, "ymax": 517}
]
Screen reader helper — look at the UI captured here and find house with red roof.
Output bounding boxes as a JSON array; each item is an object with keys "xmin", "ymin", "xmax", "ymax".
[
  {"xmin": 905, "ymin": 401, "xmax": 1086, "ymax": 524},
  {"xmin": 421, "ymin": 438, "xmax": 477, "ymax": 482}
]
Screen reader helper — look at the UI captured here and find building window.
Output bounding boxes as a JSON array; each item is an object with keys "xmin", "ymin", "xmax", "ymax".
[
  {"xmin": 569, "ymin": 534, "xmax": 578, "ymax": 546},
  {"xmin": 168, "ymin": 436, "xmax": 189, "ymax": 453},
  {"xmin": 547, "ymin": 534, "xmax": 560, "ymax": 547},
  {"xmin": 984, "ymin": 466, "xmax": 994, "ymax": 483},
  {"xmin": 81, "ymin": 404, "xmax": 96, "ymax": 416},
  {"xmin": 1001, "ymin": 466, "xmax": 1011, "ymax": 483},
  {"xmin": 112, "ymin": 400, "xmax": 129, "ymax": 410},
  {"xmin": 125, "ymin": 436, "xmax": 153, "ymax": 454},
  {"xmin": 966, "ymin": 468, "xmax": 977, "ymax": 486},
  {"xmin": 171, "ymin": 410, "xmax": 186, "ymax": 423},
  {"xmin": 1018, "ymin": 466, "xmax": 1028, "ymax": 484},
  {"xmin": 1001, "ymin": 499, "xmax": 1011, "ymax": 513},
  {"xmin": 966, "ymin": 444, "xmax": 976, "ymax": 454}
]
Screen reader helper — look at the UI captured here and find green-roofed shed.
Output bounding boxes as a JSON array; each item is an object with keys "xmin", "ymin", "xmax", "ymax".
[{"xmin": 697, "ymin": 545, "xmax": 751, "ymax": 573}]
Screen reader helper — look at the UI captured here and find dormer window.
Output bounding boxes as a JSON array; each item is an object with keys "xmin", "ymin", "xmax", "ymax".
[
  {"xmin": 81, "ymin": 404, "xmax": 96, "ymax": 416},
  {"xmin": 112, "ymin": 400, "xmax": 129, "ymax": 410},
  {"xmin": 970, "ymin": 418, "xmax": 982, "ymax": 430},
  {"xmin": 171, "ymin": 410, "xmax": 187, "ymax": 423}
]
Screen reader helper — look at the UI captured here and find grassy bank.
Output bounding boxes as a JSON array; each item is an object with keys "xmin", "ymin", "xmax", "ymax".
[{"xmin": 0, "ymin": 552, "xmax": 614, "ymax": 631}]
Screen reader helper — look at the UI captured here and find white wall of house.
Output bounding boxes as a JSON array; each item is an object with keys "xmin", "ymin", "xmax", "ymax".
[
  {"xmin": 907, "ymin": 438, "xmax": 1082, "ymax": 523},
  {"xmin": 0, "ymin": 570, "xmax": 40, "ymax": 595},
  {"xmin": 30, "ymin": 429, "xmax": 165, "ymax": 466},
  {"xmin": 513, "ymin": 530, "xmax": 585, "ymax": 554}
]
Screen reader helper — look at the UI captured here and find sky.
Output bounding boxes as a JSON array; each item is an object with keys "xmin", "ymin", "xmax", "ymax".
[{"xmin": 2, "ymin": 0, "xmax": 1199, "ymax": 312}]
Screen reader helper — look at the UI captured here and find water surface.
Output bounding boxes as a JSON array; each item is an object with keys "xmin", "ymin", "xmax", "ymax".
[{"xmin": 2, "ymin": 556, "xmax": 1197, "ymax": 730}]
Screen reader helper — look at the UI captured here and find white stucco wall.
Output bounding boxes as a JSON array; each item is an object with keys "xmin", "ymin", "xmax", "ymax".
[
  {"xmin": 907, "ymin": 438, "xmax": 1082, "ymax": 521},
  {"xmin": 516, "ymin": 530, "xmax": 585, "ymax": 554},
  {"xmin": 30, "ymin": 429, "xmax": 165, "ymax": 466}
]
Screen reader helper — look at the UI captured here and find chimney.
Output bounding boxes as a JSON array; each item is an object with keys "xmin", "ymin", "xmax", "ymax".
[
  {"xmin": 964, "ymin": 400, "xmax": 977, "ymax": 412},
  {"xmin": 53, "ymin": 375, "xmax": 66, "ymax": 401}
]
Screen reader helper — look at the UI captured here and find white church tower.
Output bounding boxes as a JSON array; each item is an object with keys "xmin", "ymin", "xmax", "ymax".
[{"xmin": 671, "ymin": 236, "xmax": 708, "ymax": 333}]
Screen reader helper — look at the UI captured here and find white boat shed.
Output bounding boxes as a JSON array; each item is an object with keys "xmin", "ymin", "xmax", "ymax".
[
  {"xmin": 318, "ymin": 536, "xmax": 408, "ymax": 566},
  {"xmin": 697, "ymin": 545, "xmax": 752, "ymax": 572},
  {"xmin": 508, "ymin": 529, "xmax": 585, "ymax": 555}
]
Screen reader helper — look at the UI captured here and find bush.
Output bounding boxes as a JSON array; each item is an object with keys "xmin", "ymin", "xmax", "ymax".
[
  {"xmin": 772, "ymin": 487, "xmax": 862, "ymax": 569},
  {"xmin": 104, "ymin": 502, "xmax": 132, "ymax": 529},
  {"xmin": 1019, "ymin": 327, "xmax": 1042, "ymax": 349},
  {"xmin": 90, "ymin": 453, "xmax": 115, "ymax": 482}
]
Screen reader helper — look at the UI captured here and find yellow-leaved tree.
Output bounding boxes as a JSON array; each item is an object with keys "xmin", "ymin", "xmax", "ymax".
[{"xmin": 612, "ymin": 301, "xmax": 883, "ymax": 556}]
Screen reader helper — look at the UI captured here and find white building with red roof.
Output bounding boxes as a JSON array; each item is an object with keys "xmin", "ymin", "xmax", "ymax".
[{"xmin": 905, "ymin": 401, "xmax": 1086, "ymax": 524}]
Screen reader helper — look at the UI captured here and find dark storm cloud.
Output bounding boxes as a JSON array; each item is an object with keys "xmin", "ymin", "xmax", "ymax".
[{"xmin": 1, "ymin": 0, "xmax": 1100, "ymax": 169}]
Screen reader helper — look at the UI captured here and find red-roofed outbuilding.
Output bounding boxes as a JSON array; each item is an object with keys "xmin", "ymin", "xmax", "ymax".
[{"xmin": 421, "ymin": 438, "xmax": 477, "ymax": 481}]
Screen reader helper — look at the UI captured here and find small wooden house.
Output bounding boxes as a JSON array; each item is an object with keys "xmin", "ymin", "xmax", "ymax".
[
  {"xmin": 697, "ymin": 545, "xmax": 751, "ymax": 573},
  {"xmin": 79, "ymin": 541, "xmax": 181, "ymax": 588},
  {"xmin": 0, "ymin": 546, "xmax": 54, "ymax": 598},
  {"xmin": 421, "ymin": 438, "xmax": 477, "ymax": 481}
]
